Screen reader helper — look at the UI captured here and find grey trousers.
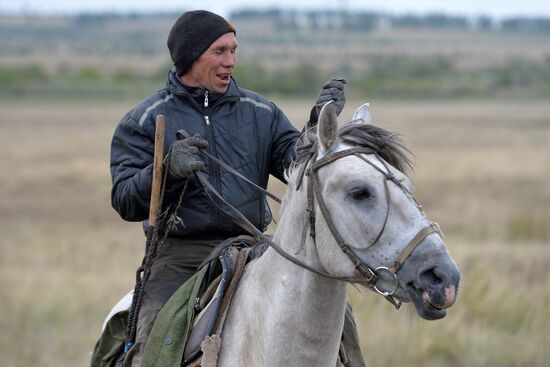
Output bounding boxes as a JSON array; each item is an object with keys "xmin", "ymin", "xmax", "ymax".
[
  {"xmin": 343, "ymin": 303, "xmax": 367, "ymax": 367},
  {"xmin": 124, "ymin": 239, "xmax": 218, "ymax": 367},
  {"xmin": 124, "ymin": 238, "xmax": 366, "ymax": 367}
]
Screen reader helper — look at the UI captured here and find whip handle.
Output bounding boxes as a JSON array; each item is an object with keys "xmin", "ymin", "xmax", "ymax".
[{"xmin": 148, "ymin": 114, "xmax": 165, "ymax": 227}]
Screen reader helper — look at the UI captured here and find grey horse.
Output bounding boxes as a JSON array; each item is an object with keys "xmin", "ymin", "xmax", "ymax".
[{"xmin": 217, "ymin": 102, "xmax": 461, "ymax": 366}]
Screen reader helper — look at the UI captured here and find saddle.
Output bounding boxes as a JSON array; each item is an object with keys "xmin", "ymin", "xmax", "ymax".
[
  {"xmin": 93, "ymin": 235, "xmax": 349, "ymax": 367},
  {"xmin": 182, "ymin": 242, "xmax": 252, "ymax": 366},
  {"xmin": 140, "ymin": 235, "xmax": 258, "ymax": 367},
  {"xmin": 91, "ymin": 236, "xmax": 259, "ymax": 367},
  {"xmin": 182, "ymin": 241, "xmax": 351, "ymax": 367}
]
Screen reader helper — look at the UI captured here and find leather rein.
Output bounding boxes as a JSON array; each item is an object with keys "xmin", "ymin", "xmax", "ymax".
[{"xmin": 185, "ymin": 131, "xmax": 441, "ymax": 309}]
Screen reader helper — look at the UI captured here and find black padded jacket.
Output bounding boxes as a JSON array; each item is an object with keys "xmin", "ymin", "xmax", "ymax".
[{"xmin": 110, "ymin": 68, "xmax": 300, "ymax": 239}]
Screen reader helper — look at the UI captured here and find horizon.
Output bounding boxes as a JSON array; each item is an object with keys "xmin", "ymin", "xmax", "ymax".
[{"xmin": 1, "ymin": 0, "xmax": 550, "ymax": 20}]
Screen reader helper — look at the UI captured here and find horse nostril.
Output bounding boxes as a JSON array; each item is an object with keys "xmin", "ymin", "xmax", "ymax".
[{"xmin": 419, "ymin": 266, "xmax": 444, "ymax": 287}]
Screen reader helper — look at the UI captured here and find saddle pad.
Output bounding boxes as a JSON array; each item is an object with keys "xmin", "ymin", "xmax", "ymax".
[
  {"xmin": 141, "ymin": 264, "xmax": 210, "ymax": 367},
  {"xmin": 182, "ymin": 253, "xmax": 234, "ymax": 364}
]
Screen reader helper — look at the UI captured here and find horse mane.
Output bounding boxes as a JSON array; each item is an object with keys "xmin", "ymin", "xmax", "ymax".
[{"xmin": 293, "ymin": 122, "xmax": 414, "ymax": 175}]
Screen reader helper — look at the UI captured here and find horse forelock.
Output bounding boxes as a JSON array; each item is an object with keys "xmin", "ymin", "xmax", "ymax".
[{"xmin": 290, "ymin": 123, "xmax": 414, "ymax": 180}]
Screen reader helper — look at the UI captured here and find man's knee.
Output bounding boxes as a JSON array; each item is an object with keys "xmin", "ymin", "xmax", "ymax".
[{"xmin": 342, "ymin": 303, "xmax": 367, "ymax": 367}]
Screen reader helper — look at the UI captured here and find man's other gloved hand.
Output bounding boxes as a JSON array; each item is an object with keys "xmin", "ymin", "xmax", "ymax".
[
  {"xmin": 167, "ymin": 134, "xmax": 209, "ymax": 179},
  {"xmin": 309, "ymin": 78, "xmax": 347, "ymax": 125}
]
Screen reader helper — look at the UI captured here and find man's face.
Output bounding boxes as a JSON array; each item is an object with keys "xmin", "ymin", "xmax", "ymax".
[{"xmin": 181, "ymin": 32, "xmax": 238, "ymax": 94}]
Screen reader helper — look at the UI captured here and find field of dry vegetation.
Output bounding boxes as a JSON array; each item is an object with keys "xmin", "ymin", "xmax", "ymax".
[{"xmin": 0, "ymin": 95, "xmax": 548, "ymax": 366}]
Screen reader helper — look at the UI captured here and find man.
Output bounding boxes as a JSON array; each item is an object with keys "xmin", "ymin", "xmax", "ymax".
[{"xmin": 110, "ymin": 10, "xmax": 361, "ymax": 366}]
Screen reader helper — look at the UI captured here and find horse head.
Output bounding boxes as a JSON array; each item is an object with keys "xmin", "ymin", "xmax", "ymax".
[{"xmin": 301, "ymin": 101, "xmax": 461, "ymax": 320}]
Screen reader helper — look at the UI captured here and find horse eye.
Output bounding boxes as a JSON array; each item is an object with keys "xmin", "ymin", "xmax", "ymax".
[{"xmin": 349, "ymin": 186, "xmax": 371, "ymax": 201}]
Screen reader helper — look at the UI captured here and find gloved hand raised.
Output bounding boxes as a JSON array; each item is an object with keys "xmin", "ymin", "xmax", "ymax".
[
  {"xmin": 309, "ymin": 78, "xmax": 347, "ymax": 125},
  {"xmin": 167, "ymin": 134, "xmax": 209, "ymax": 179}
]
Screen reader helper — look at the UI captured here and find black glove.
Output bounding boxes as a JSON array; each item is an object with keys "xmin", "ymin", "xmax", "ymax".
[
  {"xmin": 167, "ymin": 134, "xmax": 209, "ymax": 179},
  {"xmin": 309, "ymin": 78, "xmax": 347, "ymax": 125}
]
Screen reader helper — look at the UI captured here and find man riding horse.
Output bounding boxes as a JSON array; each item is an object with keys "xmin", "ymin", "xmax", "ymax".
[{"xmin": 107, "ymin": 10, "xmax": 364, "ymax": 367}]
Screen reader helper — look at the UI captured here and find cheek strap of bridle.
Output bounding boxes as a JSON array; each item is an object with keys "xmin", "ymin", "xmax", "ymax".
[
  {"xmin": 305, "ymin": 148, "xmax": 393, "ymax": 280},
  {"xmin": 307, "ymin": 163, "xmax": 390, "ymax": 284}
]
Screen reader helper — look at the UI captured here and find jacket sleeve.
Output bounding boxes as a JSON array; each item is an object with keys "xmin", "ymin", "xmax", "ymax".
[
  {"xmin": 110, "ymin": 112, "xmax": 155, "ymax": 222},
  {"xmin": 269, "ymin": 105, "xmax": 301, "ymax": 183}
]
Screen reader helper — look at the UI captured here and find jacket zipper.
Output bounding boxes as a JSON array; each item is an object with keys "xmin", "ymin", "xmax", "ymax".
[
  {"xmin": 203, "ymin": 90, "xmax": 210, "ymax": 123},
  {"xmin": 202, "ymin": 90, "xmax": 222, "ymax": 224}
]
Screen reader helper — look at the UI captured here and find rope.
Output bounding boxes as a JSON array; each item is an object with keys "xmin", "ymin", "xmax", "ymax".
[{"xmin": 124, "ymin": 154, "xmax": 189, "ymax": 351}]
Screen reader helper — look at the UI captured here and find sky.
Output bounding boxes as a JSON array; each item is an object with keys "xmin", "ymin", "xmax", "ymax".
[{"xmin": 1, "ymin": 0, "xmax": 550, "ymax": 19}]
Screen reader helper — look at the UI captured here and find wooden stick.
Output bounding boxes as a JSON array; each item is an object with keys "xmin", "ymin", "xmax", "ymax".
[
  {"xmin": 125, "ymin": 114, "xmax": 166, "ymax": 347},
  {"xmin": 148, "ymin": 114, "xmax": 165, "ymax": 227}
]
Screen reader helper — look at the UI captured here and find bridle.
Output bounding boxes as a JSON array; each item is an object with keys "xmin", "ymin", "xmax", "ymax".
[
  {"xmin": 303, "ymin": 146, "xmax": 442, "ymax": 307},
  {"xmin": 185, "ymin": 130, "xmax": 442, "ymax": 309}
]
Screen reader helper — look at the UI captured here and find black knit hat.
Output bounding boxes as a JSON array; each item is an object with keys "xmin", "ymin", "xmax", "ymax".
[{"xmin": 167, "ymin": 10, "xmax": 236, "ymax": 75}]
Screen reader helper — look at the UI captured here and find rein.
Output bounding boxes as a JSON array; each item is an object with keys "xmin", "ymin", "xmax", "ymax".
[{"xmin": 189, "ymin": 133, "xmax": 440, "ymax": 309}]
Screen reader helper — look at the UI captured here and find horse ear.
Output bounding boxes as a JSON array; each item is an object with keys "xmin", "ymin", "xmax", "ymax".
[
  {"xmin": 352, "ymin": 102, "xmax": 373, "ymax": 124},
  {"xmin": 317, "ymin": 101, "xmax": 339, "ymax": 152}
]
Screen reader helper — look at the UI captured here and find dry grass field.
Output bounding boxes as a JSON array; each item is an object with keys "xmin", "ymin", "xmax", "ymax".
[{"xmin": 0, "ymin": 96, "xmax": 549, "ymax": 366}]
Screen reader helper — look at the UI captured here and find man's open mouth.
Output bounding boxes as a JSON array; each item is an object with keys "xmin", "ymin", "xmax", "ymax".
[{"xmin": 217, "ymin": 73, "xmax": 230, "ymax": 81}]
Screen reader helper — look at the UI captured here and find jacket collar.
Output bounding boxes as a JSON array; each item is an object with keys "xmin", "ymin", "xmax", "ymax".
[{"xmin": 166, "ymin": 67, "xmax": 241, "ymax": 100}]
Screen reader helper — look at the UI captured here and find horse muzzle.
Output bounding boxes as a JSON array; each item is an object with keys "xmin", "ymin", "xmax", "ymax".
[{"xmin": 405, "ymin": 261, "xmax": 460, "ymax": 320}]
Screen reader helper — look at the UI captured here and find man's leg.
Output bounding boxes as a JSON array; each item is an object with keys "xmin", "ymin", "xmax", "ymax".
[
  {"xmin": 123, "ymin": 240, "xmax": 217, "ymax": 367},
  {"xmin": 123, "ymin": 261, "xmax": 194, "ymax": 366},
  {"xmin": 341, "ymin": 303, "xmax": 367, "ymax": 367}
]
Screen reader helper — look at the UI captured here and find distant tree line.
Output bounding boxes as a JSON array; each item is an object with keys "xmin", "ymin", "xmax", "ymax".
[
  {"xmin": 231, "ymin": 9, "xmax": 550, "ymax": 32},
  {"xmin": 2, "ymin": 10, "xmax": 550, "ymax": 100},
  {"xmin": 233, "ymin": 56, "xmax": 550, "ymax": 98},
  {"xmin": 4, "ymin": 55, "xmax": 549, "ymax": 100}
]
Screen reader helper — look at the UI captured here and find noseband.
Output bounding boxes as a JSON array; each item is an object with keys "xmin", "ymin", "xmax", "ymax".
[{"xmin": 304, "ymin": 147, "xmax": 442, "ymax": 308}]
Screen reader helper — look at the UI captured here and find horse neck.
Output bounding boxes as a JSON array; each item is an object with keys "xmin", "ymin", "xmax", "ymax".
[
  {"xmin": 257, "ymin": 246, "xmax": 349, "ymax": 325},
  {"xmin": 241, "ymin": 246, "xmax": 347, "ymax": 365},
  {"xmin": 219, "ymin": 180, "xmax": 348, "ymax": 366},
  {"xmin": 269, "ymin": 174, "xmax": 348, "ymax": 297},
  {"xmin": 266, "ymin": 181, "xmax": 348, "ymax": 350}
]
